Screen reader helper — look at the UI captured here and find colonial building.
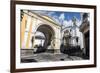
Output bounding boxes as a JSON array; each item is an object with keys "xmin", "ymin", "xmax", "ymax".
[
  {"xmin": 62, "ymin": 17, "xmax": 84, "ymax": 49},
  {"xmin": 79, "ymin": 13, "xmax": 90, "ymax": 59},
  {"xmin": 20, "ymin": 10, "xmax": 61, "ymax": 53}
]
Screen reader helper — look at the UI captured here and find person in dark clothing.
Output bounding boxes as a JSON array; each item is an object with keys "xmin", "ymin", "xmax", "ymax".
[{"xmin": 31, "ymin": 36, "xmax": 34, "ymax": 48}]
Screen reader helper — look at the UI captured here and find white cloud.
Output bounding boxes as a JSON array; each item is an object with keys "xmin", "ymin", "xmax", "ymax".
[
  {"xmin": 47, "ymin": 12, "xmax": 55, "ymax": 16},
  {"xmin": 59, "ymin": 13, "xmax": 65, "ymax": 20},
  {"xmin": 63, "ymin": 20, "xmax": 73, "ymax": 27},
  {"xmin": 62, "ymin": 19, "xmax": 82, "ymax": 29},
  {"xmin": 63, "ymin": 20, "xmax": 68, "ymax": 25},
  {"xmin": 32, "ymin": 11, "xmax": 47, "ymax": 15},
  {"xmin": 52, "ymin": 15, "xmax": 61, "ymax": 24},
  {"xmin": 76, "ymin": 19, "xmax": 82, "ymax": 27}
]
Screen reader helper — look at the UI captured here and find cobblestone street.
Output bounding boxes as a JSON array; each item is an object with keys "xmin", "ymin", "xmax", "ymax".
[{"xmin": 21, "ymin": 52, "xmax": 83, "ymax": 63}]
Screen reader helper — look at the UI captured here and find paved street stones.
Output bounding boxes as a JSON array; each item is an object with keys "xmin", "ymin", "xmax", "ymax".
[{"xmin": 21, "ymin": 52, "xmax": 83, "ymax": 63}]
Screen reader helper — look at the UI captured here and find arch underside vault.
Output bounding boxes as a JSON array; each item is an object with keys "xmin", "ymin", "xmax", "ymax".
[{"xmin": 36, "ymin": 24, "xmax": 55, "ymax": 49}]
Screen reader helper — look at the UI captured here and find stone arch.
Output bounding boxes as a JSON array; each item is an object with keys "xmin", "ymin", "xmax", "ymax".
[{"xmin": 36, "ymin": 24, "xmax": 55, "ymax": 49}]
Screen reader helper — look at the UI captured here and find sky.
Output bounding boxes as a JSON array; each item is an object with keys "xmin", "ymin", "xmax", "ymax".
[{"xmin": 32, "ymin": 10, "xmax": 83, "ymax": 28}]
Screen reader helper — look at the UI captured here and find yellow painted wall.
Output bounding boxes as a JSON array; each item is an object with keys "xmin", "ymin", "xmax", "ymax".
[
  {"xmin": 20, "ymin": 14, "xmax": 27, "ymax": 48},
  {"xmin": 25, "ymin": 18, "xmax": 33, "ymax": 48}
]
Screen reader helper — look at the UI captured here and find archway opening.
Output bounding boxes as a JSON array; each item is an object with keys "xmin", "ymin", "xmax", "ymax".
[
  {"xmin": 34, "ymin": 31, "xmax": 45, "ymax": 47},
  {"xmin": 36, "ymin": 24, "xmax": 55, "ymax": 50}
]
